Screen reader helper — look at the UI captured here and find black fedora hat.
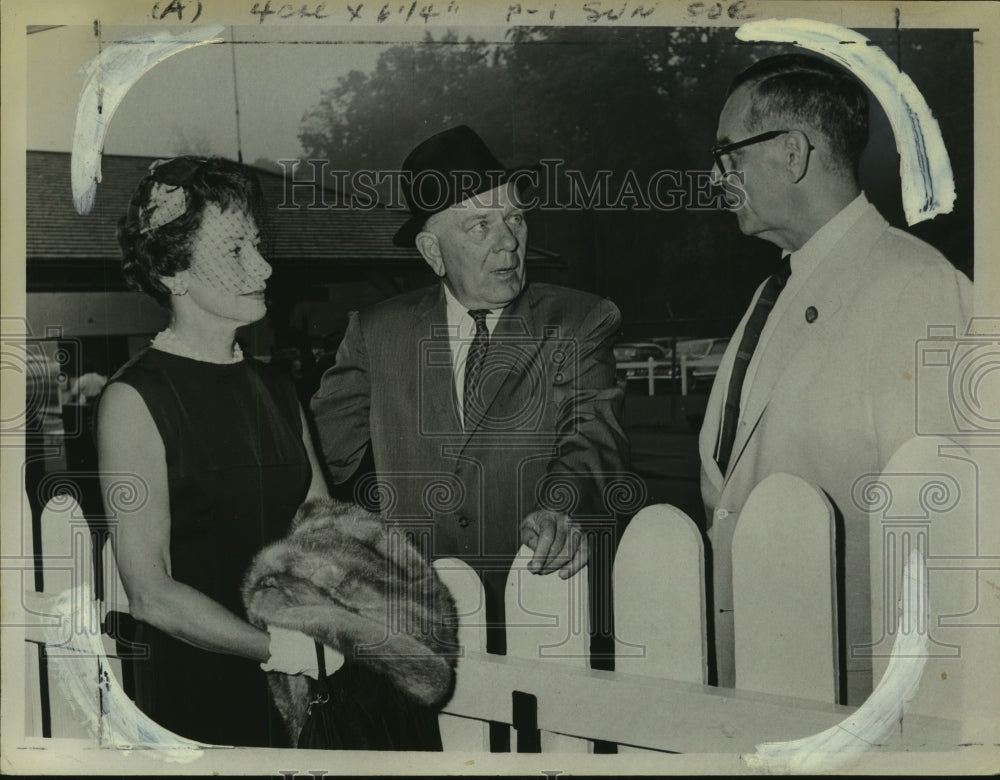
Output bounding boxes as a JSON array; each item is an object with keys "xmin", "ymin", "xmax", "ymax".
[{"xmin": 392, "ymin": 125, "xmax": 538, "ymax": 248}]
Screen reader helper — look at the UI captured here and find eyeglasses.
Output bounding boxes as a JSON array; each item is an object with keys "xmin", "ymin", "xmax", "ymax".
[{"xmin": 711, "ymin": 130, "xmax": 812, "ymax": 175}]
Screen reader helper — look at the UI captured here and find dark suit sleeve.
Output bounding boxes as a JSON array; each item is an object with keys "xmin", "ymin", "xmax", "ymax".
[
  {"xmin": 540, "ymin": 297, "xmax": 630, "ymax": 520},
  {"xmin": 310, "ymin": 311, "xmax": 373, "ymax": 484}
]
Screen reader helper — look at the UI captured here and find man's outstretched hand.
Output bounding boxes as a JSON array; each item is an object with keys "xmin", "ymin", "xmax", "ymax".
[{"xmin": 520, "ymin": 508, "xmax": 588, "ymax": 579}]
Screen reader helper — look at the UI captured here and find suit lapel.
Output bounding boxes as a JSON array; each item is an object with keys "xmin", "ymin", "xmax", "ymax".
[
  {"xmin": 459, "ymin": 285, "xmax": 541, "ymax": 451},
  {"xmin": 724, "ymin": 205, "xmax": 887, "ymax": 482},
  {"xmin": 414, "ymin": 286, "xmax": 462, "ymax": 436},
  {"xmin": 726, "ymin": 281, "xmax": 843, "ymax": 471},
  {"xmin": 700, "ymin": 323, "xmax": 742, "ymax": 492}
]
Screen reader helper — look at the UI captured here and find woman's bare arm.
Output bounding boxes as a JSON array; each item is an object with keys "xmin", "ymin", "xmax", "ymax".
[{"xmin": 97, "ymin": 381, "xmax": 270, "ymax": 662}]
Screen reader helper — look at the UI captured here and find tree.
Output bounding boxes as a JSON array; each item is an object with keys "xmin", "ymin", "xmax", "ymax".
[
  {"xmin": 299, "ymin": 32, "xmax": 511, "ymax": 177},
  {"xmin": 297, "ymin": 26, "xmax": 761, "ymax": 327},
  {"xmin": 295, "ymin": 26, "xmax": 973, "ymax": 332}
]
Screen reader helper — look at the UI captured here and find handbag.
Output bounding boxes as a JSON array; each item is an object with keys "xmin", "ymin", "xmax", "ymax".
[
  {"xmin": 295, "ymin": 642, "xmax": 444, "ymax": 751},
  {"xmin": 296, "ymin": 641, "xmax": 338, "ymax": 749}
]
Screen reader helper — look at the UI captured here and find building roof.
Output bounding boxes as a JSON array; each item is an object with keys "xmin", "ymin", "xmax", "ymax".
[{"xmin": 26, "ymin": 151, "xmax": 560, "ymax": 274}]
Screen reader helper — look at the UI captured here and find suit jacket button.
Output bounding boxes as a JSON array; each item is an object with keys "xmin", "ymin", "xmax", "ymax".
[
  {"xmin": 716, "ymin": 508, "xmax": 730, "ymax": 521},
  {"xmin": 805, "ymin": 306, "xmax": 818, "ymax": 323},
  {"xmin": 458, "ymin": 516, "xmax": 470, "ymax": 528}
]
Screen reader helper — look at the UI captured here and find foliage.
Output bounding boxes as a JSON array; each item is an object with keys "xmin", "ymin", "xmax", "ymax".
[
  {"xmin": 298, "ymin": 26, "xmax": 754, "ymax": 179},
  {"xmin": 299, "ymin": 31, "xmax": 510, "ymax": 173},
  {"xmin": 297, "ymin": 27, "xmax": 973, "ymax": 331}
]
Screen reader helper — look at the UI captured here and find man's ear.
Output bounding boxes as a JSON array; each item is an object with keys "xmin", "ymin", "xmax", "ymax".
[
  {"xmin": 416, "ymin": 231, "xmax": 445, "ymax": 277},
  {"xmin": 784, "ymin": 130, "xmax": 812, "ymax": 184}
]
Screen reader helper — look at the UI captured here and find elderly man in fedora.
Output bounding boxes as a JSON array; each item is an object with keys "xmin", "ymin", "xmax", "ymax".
[{"xmin": 312, "ymin": 126, "xmax": 629, "ymax": 672}]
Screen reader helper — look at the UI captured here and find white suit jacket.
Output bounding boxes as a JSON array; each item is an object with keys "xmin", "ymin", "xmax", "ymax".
[{"xmin": 699, "ymin": 200, "xmax": 973, "ymax": 704}]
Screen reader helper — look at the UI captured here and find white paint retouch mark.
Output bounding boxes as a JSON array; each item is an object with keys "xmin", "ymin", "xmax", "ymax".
[
  {"xmin": 736, "ymin": 18, "xmax": 956, "ymax": 226},
  {"xmin": 72, "ymin": 26, "xmax": 224, "ymax": 215},
  {"xmin": 743, "ymin": 548, "xmax": 930, "ymax": 773},
  {"xmin": 41, "ymin": 583, "xmax": 209, "ymax": 760}
]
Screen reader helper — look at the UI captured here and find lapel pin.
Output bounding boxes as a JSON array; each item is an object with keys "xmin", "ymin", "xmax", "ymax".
[{"xmin": 805, "ymin": 306, "xmax": 818, "ymax": 323}]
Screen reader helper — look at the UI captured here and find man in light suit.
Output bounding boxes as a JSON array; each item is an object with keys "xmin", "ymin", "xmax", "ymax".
[
  {"xmin": 699, "ymin": 54, "xmax": 972, "ymax": 704},
  {"xmin": 312, "ymin": 126, "xmax": 629, "ymax": 666}
]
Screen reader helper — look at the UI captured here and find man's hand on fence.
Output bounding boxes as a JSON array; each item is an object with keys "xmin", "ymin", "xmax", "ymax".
[{"xmin": 520, "ymin": 508, "xmax": 588, "ymax": 579}]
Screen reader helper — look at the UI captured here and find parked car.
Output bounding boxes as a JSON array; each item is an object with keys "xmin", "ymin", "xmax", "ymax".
[
  {"xmin": 680, "ymin": 337, "xmax": 730, "ymax": 387},
  {"xmin": 613, "ymin": 341, "xmax": 676, "ymax": 389},
  {"xmin": 614, "ymin": 341, "xmax": 670, "ymax": 363},
  {"xmin": 651, "ymin": 336, "xmax": 731, "ymax": 390}
]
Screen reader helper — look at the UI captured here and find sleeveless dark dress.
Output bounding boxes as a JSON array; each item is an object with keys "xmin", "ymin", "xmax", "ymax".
[{"xmin": 106, "ymin": 347, "xmax": 310, "ymax": 747}]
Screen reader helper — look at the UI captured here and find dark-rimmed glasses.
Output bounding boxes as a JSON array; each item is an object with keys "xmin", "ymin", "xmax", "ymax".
[{"xmin": 711, "ymin": 130, "xmax": 792, "ymax": 175}]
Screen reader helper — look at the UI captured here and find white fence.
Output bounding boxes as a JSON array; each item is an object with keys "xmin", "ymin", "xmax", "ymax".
[
  {"xmin": 617, "ymin": 353, "xmax": 723, "ymax": 396},
  {"xmin": 14, "ymin": 435, "xmax": 993, "ymax": 772},
  {"xmin": 617, "ymin": 355, "xmax": 692, "ymax": 395}
]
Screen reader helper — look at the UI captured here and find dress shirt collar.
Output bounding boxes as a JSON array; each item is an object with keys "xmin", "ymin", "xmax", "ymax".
[
  {"xmin": 735, "ymin": 193, "xmax": 870, "ymax": 419},
  {"xmin": 442, "ymin": 282, "xmax": 502, "ymax": 337},
  {"xmin": 441, "ymin": 282, "xmax": 503, "ymax": 428},
  {"xmin": 787, "ymin": 192, "xmax": 870, "ymax": 280}
]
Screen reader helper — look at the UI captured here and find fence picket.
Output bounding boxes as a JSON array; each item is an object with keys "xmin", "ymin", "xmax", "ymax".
[
  {"xmin": 614, "ymin": 504, "xmax": 706, "ymax": 754},
  {"xmin": 433, "ymin": 558, "xmax": 491, "ymax": 751},
  {"xmin": 505, "ymin": 544, "xmax": 591, "ymax": 752},
  {"xmin": 615, "ymin": 504, "xmax": 706, "ymax": 682},
  {"xmin": 35, "ymin": 494, "xmax": 100, "ymax": 738},
  {"xmin": 863, "ymin": 435, "xmax": 991, "ymax": 746},
  {"xmin": 38, "ymin": 491, "xmax": 91, "ymax": 596},
  {"xmin": 732, "ymin": 473, "xmax": 838, "ymax": 703}
]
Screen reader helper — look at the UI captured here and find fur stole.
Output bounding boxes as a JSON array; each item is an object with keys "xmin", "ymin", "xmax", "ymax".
[{"xmin": 242, "ymin": 498, "xmax": 458, "ymax": 741}]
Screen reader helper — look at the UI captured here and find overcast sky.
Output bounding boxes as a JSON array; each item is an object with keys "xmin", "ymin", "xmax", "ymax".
[{"xmin": 26, "ymin": 24, "xmax": 501, "ymax": 164}]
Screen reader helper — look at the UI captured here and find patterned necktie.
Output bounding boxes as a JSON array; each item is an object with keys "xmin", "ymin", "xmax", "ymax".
[
  {"xmin": 463, "ymin": 309, "xmax": 491, "ymax": 430},
  {"xmin": 716, "ymin": 257, "xmax": 792, "ymax": 475}
]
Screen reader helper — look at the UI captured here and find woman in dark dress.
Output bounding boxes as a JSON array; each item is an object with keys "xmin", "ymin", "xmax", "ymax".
[{"xmin": 97, "ymin": 157, "xmax": 341, "ymax": 747}]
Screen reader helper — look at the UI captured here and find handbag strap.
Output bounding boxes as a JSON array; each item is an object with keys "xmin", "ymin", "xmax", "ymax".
[{"xmin": 313, "ymin": 641, "xmax": 332, "ymax": 697}]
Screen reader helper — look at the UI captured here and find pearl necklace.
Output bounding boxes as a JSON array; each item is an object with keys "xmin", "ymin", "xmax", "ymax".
[{"xmin": 150, "ymin": 328, "xmax": 244, "ymax": 364}]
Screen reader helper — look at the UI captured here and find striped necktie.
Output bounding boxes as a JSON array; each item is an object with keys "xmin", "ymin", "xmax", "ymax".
[
  {"xmin": 716, "ymin": 257, "xmax": 792, "ymax": 474},
  {"xmin": 463, "ymin": 309, "xmax": 491, "ymax": 429}
]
